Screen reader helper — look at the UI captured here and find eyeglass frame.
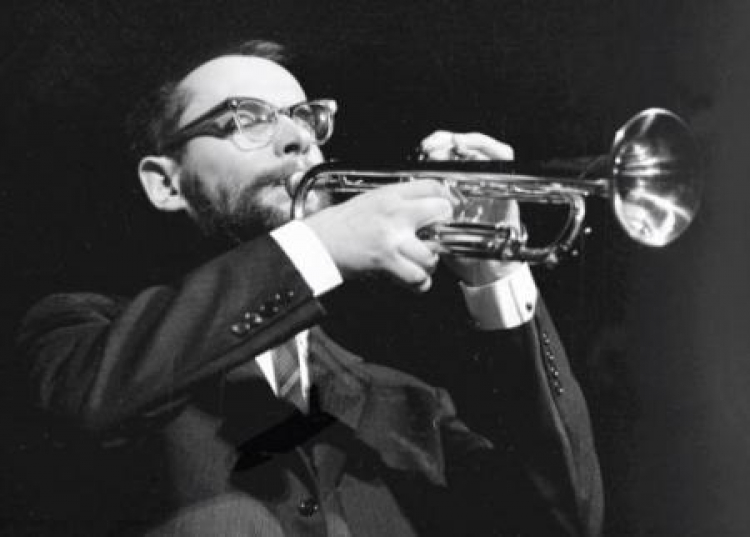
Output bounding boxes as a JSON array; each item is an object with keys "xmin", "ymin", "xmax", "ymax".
[{"xmin": 161, "ymin": 97, "xmax": 338, "ymax": 152}]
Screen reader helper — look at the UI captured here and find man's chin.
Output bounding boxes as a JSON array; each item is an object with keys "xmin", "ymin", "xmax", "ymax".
[
  {"xmin": 200, "ymin": 206, "xmax": 289, "ymax": 243},
  {"xmin": 256, "ymin": 194, "xmax": 332, "ymax": 236},
  {"xmin": 252, "ymin": 206, "xmax": 291, "ymax": 234}
]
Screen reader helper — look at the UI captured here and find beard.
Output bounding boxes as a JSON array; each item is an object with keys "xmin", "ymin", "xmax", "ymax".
[
  {"xmin": 179, "ymin": 169, "xmax": 290, "ymax": 244},
  {"xmin": 179, "ymin": 167, "xmax": 330, "ymax": 244}
]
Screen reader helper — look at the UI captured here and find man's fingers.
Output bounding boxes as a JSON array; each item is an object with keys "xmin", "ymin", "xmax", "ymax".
[
  {"xmin": 453, "ymin": 133, "xmax": 514, "ymax": 161},
  {"xmin": 390, "ymin": 256, "xmax": 433, "ymax": 293},
  {"xmin": 419, "ymin": 130, "xmax": 454, "ymax": 155},
  {"xmin": 389, "ymin": 179, "xmax": 449, "ymax": 200},
  {"xmin": 403, "ymin": 198, "xmax": 454, "ymax": 229},
  {"xmin": 414, "ymin": 277, "xmax": 433, "ymax": 293},
  {"xmin": 419, "ymin": 131, "xmax": 515, "ymax": 162},
  {"xmin": 398, "ymin": 238, "xmax": 440, "ymax": 275}
]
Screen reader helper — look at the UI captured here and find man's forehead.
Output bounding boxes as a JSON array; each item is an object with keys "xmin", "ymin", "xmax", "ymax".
[{"xmin": 178, "ymin": 55, "xmax": 306, "ymax": 124}]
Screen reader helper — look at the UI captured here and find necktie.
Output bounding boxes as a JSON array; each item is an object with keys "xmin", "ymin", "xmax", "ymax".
[{"xmin": 274, "ymin": 330, "xmax": 311, "ymax": 413}]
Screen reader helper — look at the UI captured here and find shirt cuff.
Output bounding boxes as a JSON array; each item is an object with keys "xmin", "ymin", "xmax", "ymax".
[
  {"xmin": 271, "ymin": 220, "xmax": 343, "ymax": 297},
  {"xmin": 460, "ymin": 264, "xmax": 538, "ymax": 330}
]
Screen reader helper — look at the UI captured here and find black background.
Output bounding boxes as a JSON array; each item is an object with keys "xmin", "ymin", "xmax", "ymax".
[{"xmin": 0, "ymin": 0, "xmax": 748, "ymax": 535}]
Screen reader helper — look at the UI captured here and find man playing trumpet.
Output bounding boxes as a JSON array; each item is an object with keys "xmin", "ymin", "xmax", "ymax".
[{"xmin": 19, "ymin": 40, "xmax": 603, "ymax": 536}]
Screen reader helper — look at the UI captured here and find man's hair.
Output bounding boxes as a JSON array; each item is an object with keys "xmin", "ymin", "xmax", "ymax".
[{"xmin": 128, "ymin": 39, "xmax": 291, "ymax": 158}]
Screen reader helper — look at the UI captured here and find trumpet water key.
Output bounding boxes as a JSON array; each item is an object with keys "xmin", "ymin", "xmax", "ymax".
[{"xmin": 290, "ymin": 108, "xmax": 703, "ymax": 266}]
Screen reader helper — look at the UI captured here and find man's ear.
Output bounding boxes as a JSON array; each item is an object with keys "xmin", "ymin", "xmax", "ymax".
[{"xmin": 138, "ymin": 155, "xmax": 189, "ymax": 212}]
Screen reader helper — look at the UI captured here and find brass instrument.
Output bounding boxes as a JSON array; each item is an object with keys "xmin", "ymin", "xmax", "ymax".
[{"xmin": 291, "ymin": 108, "xmax": 703, "ymax": 265}]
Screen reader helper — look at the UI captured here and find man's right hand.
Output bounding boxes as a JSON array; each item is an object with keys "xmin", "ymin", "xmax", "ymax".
[{"xmin": 304, "ymin": 180, "xmax": 453, "ymax": 293}]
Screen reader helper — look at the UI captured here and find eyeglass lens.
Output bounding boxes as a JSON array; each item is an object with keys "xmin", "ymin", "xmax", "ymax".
[
  {"xmin": 233, "ymin": 103, "xmax": 277, "ymax": 144},
  {"xmin": 233, "ymin": 101, "xmax": 333, "ymax": 147},
  {"xmin": 290, "ymin": 103, "xmax": 333, "ymax": 143}
]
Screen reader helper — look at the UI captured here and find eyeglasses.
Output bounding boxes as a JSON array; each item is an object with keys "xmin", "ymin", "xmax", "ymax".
[{"xmin": 162, "ymin": 97, "xmax": 338, "ymax": 151}]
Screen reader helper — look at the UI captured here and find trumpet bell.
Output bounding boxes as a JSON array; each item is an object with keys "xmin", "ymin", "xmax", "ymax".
[{"xmin": 610, "ymin": 108, "xmax": 702, "ymax": 247}]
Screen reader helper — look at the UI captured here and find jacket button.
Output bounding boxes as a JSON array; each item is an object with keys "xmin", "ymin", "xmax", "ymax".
[
  {"xmin": 243, "ymin": 312, "xmax": 264, "ymax": 326},
  {"xmin": 551, "ymin": 379, "xmax": 565, "ymax": 396},
  {"xmin": 230, "ymin": 323, "xmax": 249, "ymax": 336},
  {"xmin": 297, "ymin": 497, "xmax": 319, "ymax": 517}
]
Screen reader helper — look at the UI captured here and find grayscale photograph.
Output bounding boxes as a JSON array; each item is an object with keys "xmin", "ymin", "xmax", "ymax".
[{"xmin": 0, "ymin": 1, "xmax": 745, "ymax": 535}]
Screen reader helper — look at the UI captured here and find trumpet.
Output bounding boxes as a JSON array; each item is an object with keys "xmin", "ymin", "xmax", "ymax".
[{"xmin": 291, "ymin": 108, "xmax": 703, "ymax": 265}]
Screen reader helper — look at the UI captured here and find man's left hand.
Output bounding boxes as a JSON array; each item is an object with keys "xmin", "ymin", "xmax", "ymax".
[{"xmin": 418, "ymin": 131, "xmax": 524, "ymax": 286}]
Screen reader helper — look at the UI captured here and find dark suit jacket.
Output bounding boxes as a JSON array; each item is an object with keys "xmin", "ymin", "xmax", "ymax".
[{"xmin": 18, "ymin": 233, "xmax": 603, "ymax": 536}]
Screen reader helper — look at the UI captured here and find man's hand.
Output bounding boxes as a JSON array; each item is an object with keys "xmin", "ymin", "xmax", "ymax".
[
  {"xmin": 420, "ymin": 131, "xmax": 514, "ymax": 162},
  {"xmin": 304, "ymin": 180, "xmax": 452, "ymax": 293},
  {"xmin": 419, "ymin": 131, "xmax": 524, "ymax": 286}
]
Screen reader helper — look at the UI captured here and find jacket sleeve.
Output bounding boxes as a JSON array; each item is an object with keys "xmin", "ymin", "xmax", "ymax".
[
  {"xmin": 446, "ymin": 299, "xmax": 604, "ymax": 537},
  {"xmin": 17, "ymin": 234, "xmax": 327, "ymax": 435}
]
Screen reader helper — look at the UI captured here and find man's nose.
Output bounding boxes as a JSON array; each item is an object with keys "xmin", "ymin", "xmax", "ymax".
[{"xmin": 273, "ymin": 115, "xmax": 313, "ymax": 156}]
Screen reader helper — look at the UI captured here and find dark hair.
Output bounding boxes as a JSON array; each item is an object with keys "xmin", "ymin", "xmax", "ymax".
[{"xmin": 127, "ymin": 39, "xmax": 291, "ymax": 158}]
